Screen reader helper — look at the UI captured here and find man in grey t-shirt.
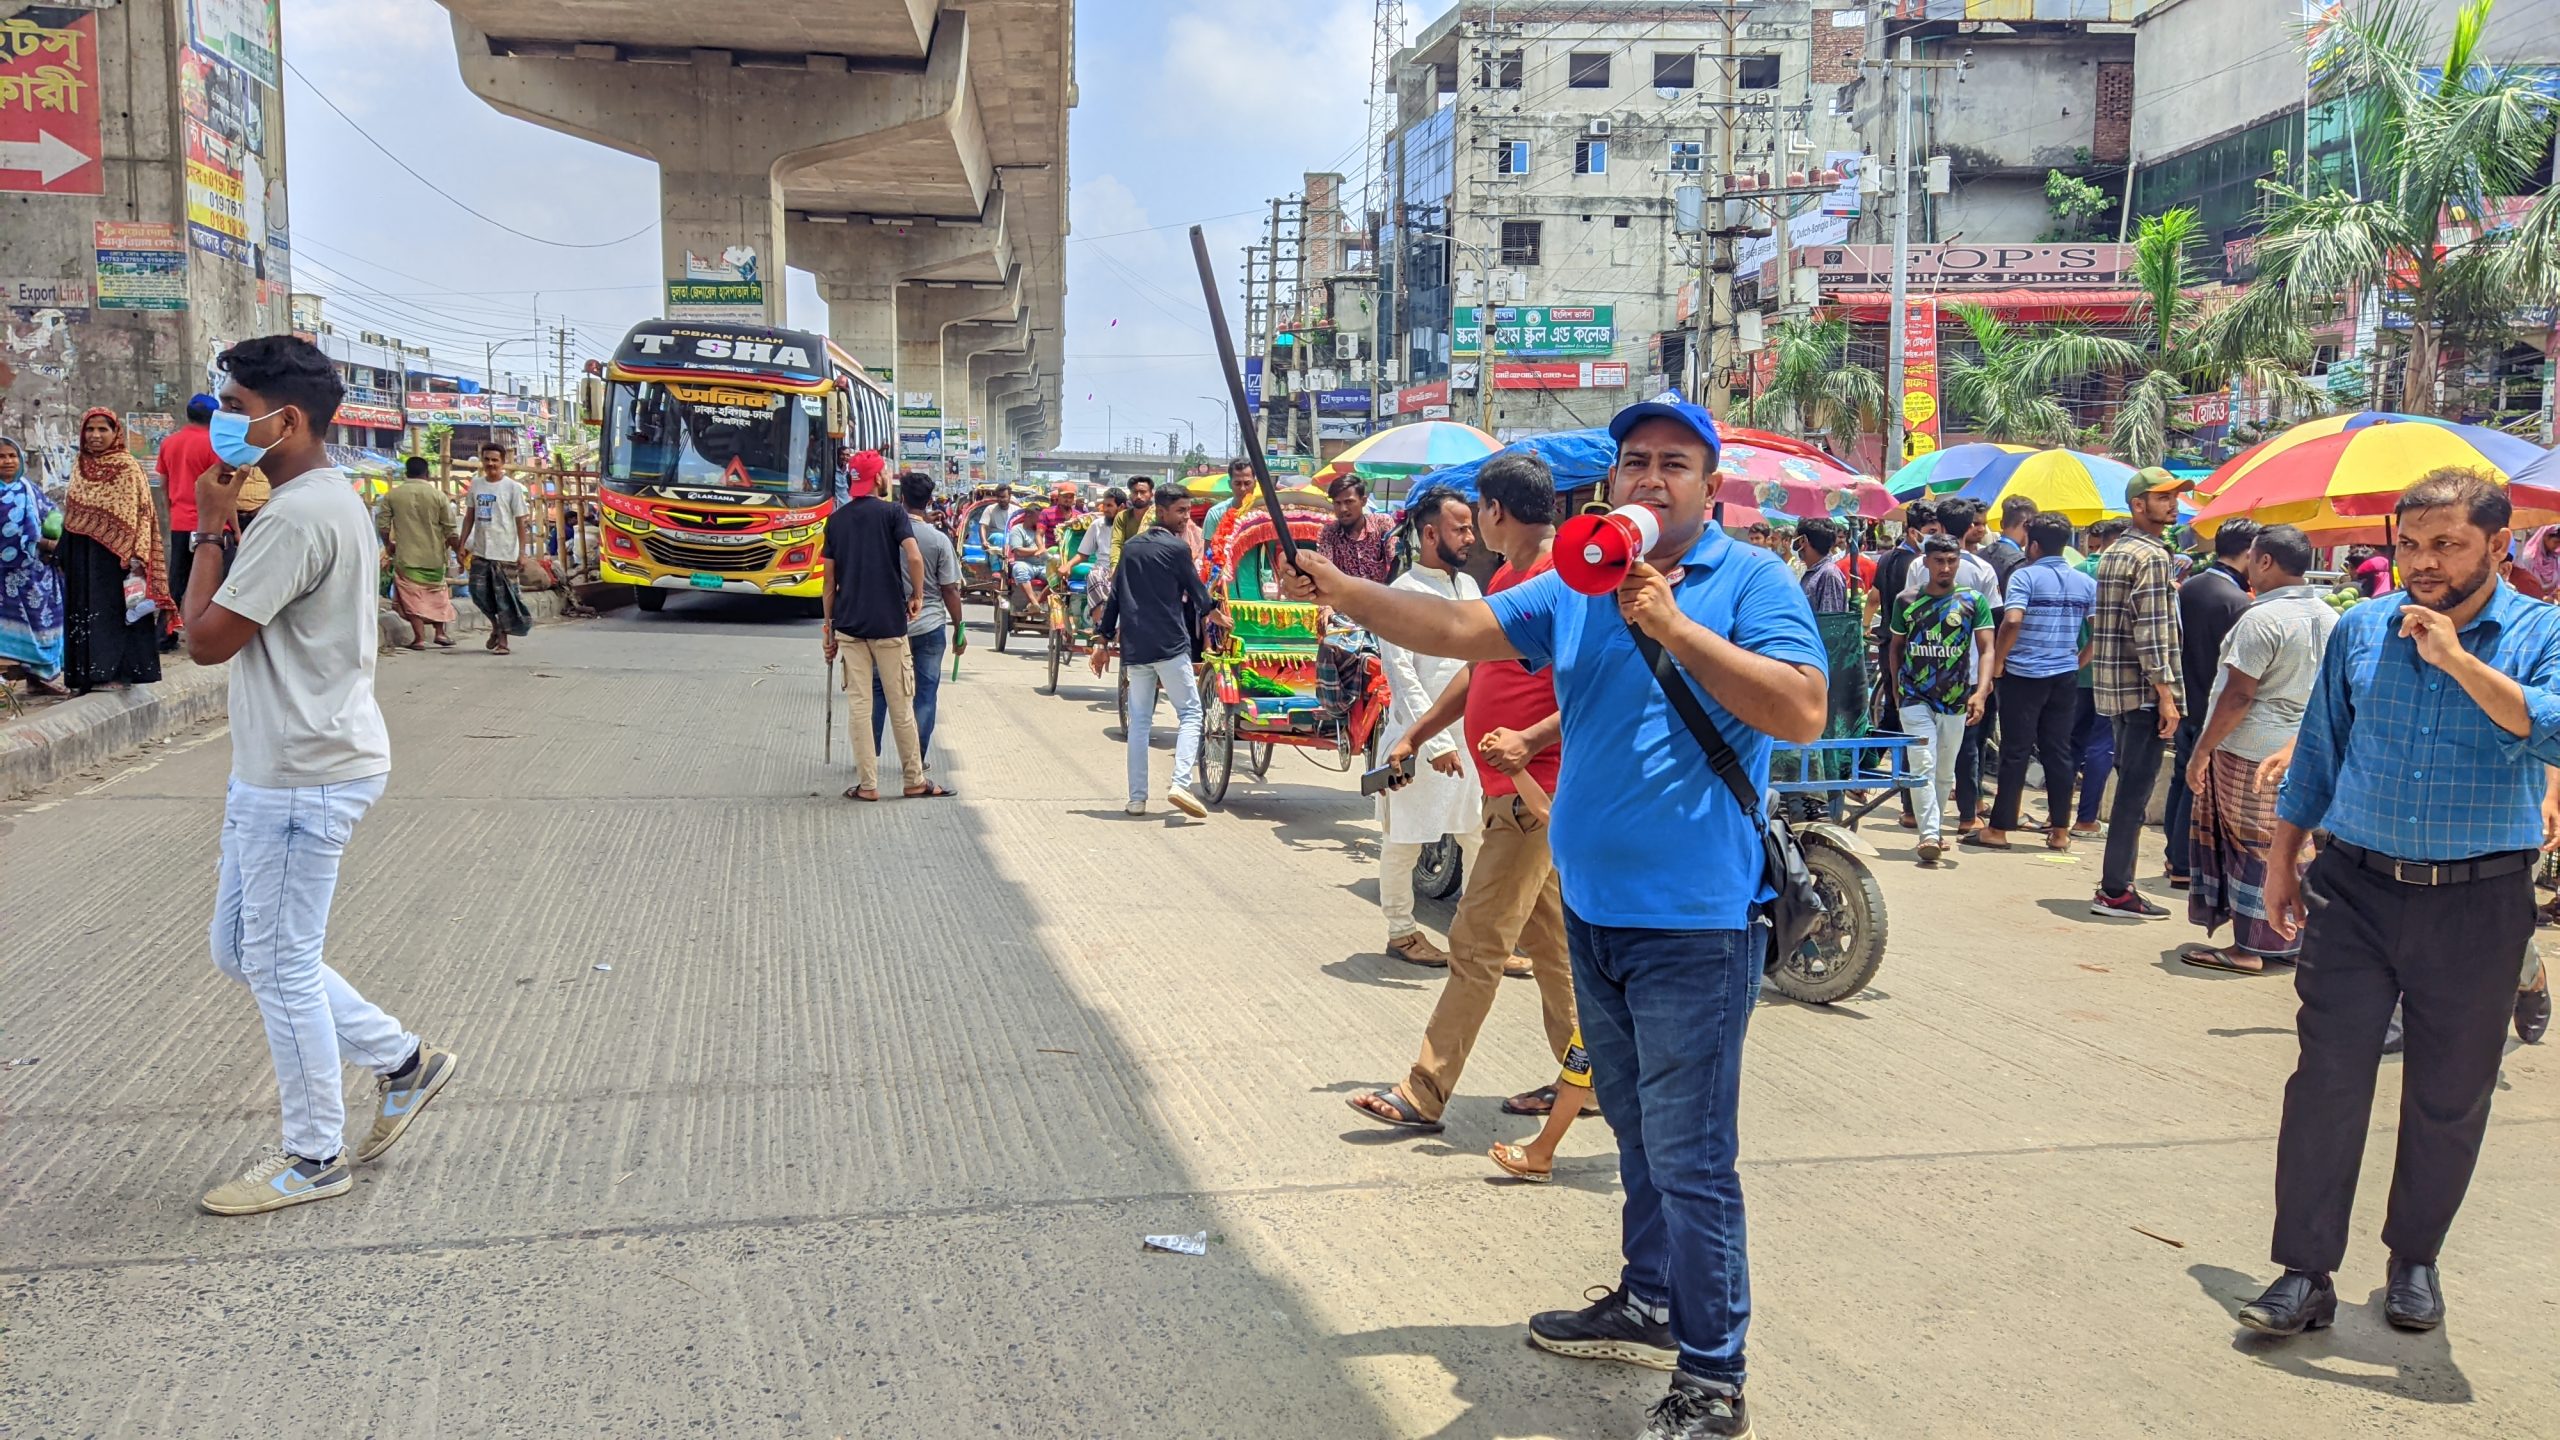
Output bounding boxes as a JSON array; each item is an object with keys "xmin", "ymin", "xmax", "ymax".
[
  {"xmin": 179, "ymin": 335, "xmax": 458, "ymax": 1216},
  {"xmin": 874, "ymin": 470, "xmax": 968, "ymax": 764},
  {"xmin": 2181, "ymin": 523, "xmax": 2336, "ymax": 971}
]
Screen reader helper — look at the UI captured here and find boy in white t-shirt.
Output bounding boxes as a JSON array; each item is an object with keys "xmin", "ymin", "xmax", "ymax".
[
  {"xmin": 458, "ymin": 440, "xmax": 534, "ymax": 653},
  {"xmin": 179, "ymin": 334, "xmax": 458, "ymax": 1215}
]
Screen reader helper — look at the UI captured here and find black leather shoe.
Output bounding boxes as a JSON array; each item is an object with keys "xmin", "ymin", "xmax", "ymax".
[
  {"xmin": 2237, "ymin": 1270, "xmax": 2336, "ymax": 1336},
  {"xmin": 2518, "ymin": 984, "xmax": 2550, "ymax": 1045},
  {"xmin": 2385, "ymin": 1256, "xmax": 2444, "ymax": 1331}
]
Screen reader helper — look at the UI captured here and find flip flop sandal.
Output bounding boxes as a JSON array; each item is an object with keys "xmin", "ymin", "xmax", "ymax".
[
  {"xmin": 1500, "ymin": 1085, "xmax": 1602, "ymax": 1119},
  {"xmin": 1502, "ymin": 958, "xmax": 1535, "ymax": 979},
  {"xmin": 1346, "ymin": 1088, "xmax": 1442, "ymax": 1132},
  {"xmin": 1488, "ymin": 1143, "xmax": 1553, "ymax": 1183},
  {"xmin": 845, "ymin": 786, "xmax": 882, "ymax": 802},
  {"xmin": 2179, "ymin": 946, "xmax": 2266, "ymax": 975},
  {"xmin": 1958, "ymin": 833, "xmax": 2013, "ymax": 851},
  {"xmin": 904, "ymin": 782, "xmax": 957, "ymax": 799},
  {"xmin": 434, "ymin": 636, "xmax": 456, "ymax": 648}
]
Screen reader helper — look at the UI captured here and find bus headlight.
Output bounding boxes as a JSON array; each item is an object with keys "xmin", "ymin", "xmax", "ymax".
[
  {"xmin": 767, "ymin": 522, "xmax": 821, "ymax": 545},
  {"xmin": 604, "ymin": 509, "xmax": 653, "ymax": 535}
]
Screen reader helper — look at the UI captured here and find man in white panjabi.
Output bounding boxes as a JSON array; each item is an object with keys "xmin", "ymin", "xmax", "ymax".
[{"xmin": 1376, "ymin": 488, "xmax": 1484, "ymax": 964}]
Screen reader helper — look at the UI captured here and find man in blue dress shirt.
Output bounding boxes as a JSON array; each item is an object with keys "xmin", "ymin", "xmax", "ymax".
[
  {"xmin": 2238, "ymin": 468, "xmax": 2560, "ymax": 1340},
  {"xmin": 1280, "ymin": 397, "xmax": 1825, "ymax": 1440}
]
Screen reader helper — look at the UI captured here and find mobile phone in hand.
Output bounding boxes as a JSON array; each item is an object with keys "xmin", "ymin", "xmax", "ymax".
[{"xmin": 1359, "ymin": 755, "xmax": 1414, "ymax": 795}]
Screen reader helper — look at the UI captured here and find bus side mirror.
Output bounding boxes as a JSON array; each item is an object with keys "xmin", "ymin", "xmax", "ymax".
[
  {"xmin": 825, "ymin": 390, "xmax": 849, "ymax": 440},
  {"xmin": 579, "ymin": 377, "xmax": 607, "ymax": 427}
]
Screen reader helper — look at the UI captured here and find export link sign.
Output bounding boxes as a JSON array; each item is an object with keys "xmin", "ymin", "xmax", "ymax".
[
  {"xmin": 1452, "ymin": 305, "xmax": 1616, "ymax": 358},
  {"xmin": 1813, "ymin": 244, "xmax": 2135, "ymax": 289}
]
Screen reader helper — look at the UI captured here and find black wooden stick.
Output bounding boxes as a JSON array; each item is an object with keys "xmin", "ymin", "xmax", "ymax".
[{"xmin": 1189, "ymin": 225, "xmax": 1299, "ymax": 566}]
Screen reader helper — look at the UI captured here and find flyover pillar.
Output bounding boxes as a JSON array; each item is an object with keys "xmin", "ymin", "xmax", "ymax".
[
  {"xmin": 452, "ymin": 16, "xmax": 981, "ymax": 326},
  {"xmin": 894, "ymin": 273, "xmax": 1019, "ymax": 478},
  {"xmin": 788, "ymin": 190, "xmax": 1012, "ymax": 376}
]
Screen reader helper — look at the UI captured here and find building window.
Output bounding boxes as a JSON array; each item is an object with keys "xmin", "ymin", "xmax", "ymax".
[
  {"xmin": 1497, "ymin": 139, "xmax": 1529, "ymax": 175},
  {"xmin": 1738, "ymin": 55, "xmax": 1779, "ymax": 90},
  {"xmin": 1567, "ymin": 51, "xmax": 1612, "ymax": 89},
  {"xmin": 1478, "ymin": 48, "xmax": 1521, "ymax": 89},
  {"xmin": 1669, "ymin": 140, "xmax": 1703, "ymax": 173},
  {"xmin": 1653, "ymin": 52, "xmax": 1695, "ymax": 90},
  {"xmin": 1575, "ymin": 139, "xmax": 1608, "ymax": 175},
  {"xmin": 1614, "ymin": 214, "xmax": 1632, "ymax": 228},
  {"xmin": 1500, "ymin": 220, "xmax": 1543, "ymax": 266}
]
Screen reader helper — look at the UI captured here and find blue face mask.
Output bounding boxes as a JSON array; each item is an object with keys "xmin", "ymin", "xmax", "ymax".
[{"xmin": 209, "ymin": 407, "xmax": 282, "ymax": 466}]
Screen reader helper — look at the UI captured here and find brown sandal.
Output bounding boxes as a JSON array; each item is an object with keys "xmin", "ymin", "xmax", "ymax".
[
  {"xmin": 1345, "ymin": 1088, "xmax": 1442, "ymax": 1132},
  {"xmin": 1488, "ymin": 1142, "xmax": 1553, "ymax": 1183}
]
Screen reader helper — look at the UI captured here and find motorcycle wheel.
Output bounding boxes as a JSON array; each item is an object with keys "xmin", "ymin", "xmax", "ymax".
[
  {"xmin": 1764, "ymin": 840, "xmax": 1888, "ymax": 1005},
  {"xmin": 1415, "ymin": 837, "xmax": 1464, "ymax": 901}
]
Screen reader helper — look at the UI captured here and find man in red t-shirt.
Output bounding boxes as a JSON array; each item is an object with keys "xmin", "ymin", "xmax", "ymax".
[
  {"xmin": 154, "ymin": 395, "xmax": 219, "ymax": 638},
  {"xmin": 1347, "ymin": 452, "xmax": 1581, "ymax": 1131}
]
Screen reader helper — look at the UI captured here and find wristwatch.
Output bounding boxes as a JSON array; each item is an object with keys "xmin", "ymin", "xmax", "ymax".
[{"xmin": 191, "ymin": 530, "xmax": 230, "ymax": 552}]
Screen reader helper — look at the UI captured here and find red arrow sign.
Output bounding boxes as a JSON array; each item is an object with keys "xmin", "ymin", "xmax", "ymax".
[{"xmin": 0, "ymin": 11, "xmax": 102, "ymax": 195}]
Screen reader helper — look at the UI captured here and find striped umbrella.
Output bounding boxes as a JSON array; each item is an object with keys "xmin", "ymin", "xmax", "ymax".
[
  {"xmin": 2192, "ymin": 415, "xmax": 2550, "ymax": 541},
  {"xmin": 1885, "ymin": 442, "xmax": 2033, "ymax": 499},
  {"xmin": 1950, "ymin": 448, "xmax": 2139, "ymax": 524},
  {"xmin": 1316, "ymin": 420, "xmax": 1499, "ymax": 479}
]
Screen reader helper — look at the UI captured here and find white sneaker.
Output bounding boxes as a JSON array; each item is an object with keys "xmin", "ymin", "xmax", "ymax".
[
  {"xmin": 1166, "ymin": 786, "xmax": 1208, "ymax": 819},
  {"xmin": 1124, "ymin": 799, "xmax": 1147, "ymax": 815}
]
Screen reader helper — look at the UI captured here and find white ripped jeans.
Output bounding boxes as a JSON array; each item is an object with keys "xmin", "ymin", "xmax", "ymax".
[{"xmin": 210, "ymin": 774, "xmax": 415, "ymax": 1161}]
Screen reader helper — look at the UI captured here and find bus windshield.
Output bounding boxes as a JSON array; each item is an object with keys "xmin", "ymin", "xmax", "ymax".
[{"xmin": 604, "ymin": 380, "xmax": 830, "ymax": 503}]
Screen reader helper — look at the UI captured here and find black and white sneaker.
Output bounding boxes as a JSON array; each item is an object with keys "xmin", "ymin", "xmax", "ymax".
[
  {"xmin": 1639, "ymin": 1373, "xmax": 1753, "ymax": 1439},
  {"xmin": 1527, "ymin": 1283, "xmax": 1675, "ymax": 1370}
]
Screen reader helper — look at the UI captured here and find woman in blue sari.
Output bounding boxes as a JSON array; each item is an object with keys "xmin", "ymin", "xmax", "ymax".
[{"xmin": 0, "ymin": 434, "xmax": 68, "ymax": 693}]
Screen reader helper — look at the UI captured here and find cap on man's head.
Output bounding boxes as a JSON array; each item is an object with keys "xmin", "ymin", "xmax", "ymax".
[
  {"xmin": 1607, "ymin": 394, "xmax": 1722, "ymax": 469},
  {"xmin": 2125, "ymin": 466, "xmax": 2193, "ymax": 502}
]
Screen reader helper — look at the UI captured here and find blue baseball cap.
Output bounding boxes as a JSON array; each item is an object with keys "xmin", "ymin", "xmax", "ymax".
[{"xmin": 1607, "ymin": 393, "xmax": 1722, "ymax": 466}]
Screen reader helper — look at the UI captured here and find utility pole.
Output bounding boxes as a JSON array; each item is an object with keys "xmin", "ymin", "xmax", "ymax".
[
  {"xmin": 1873, "ymin": 35, "xmax": 1965, "ymax": 467},
  {"xmin": 1263, "ymin": 196, "xmax": 1283, "ymax": 454},
  {"xmin": 1706, "ymin": 8, "xmax": 1740, "ymax": 420}
]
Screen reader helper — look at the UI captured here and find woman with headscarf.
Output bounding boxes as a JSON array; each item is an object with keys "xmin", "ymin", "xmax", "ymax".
[
  {"xmin": 0, "ymin": 435, "xmax": 68, "ymax": 694},
  {"xmin": 59, "ymin": 408, "xmax": 170, "ymax": 690}
]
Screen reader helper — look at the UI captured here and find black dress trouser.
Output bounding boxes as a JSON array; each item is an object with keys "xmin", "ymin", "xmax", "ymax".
[
  {"xmin": 2272, "ymin": 846, "xmax": 2531, "ymax": 1273},
  {"xmin": 1987, "ymin": 671, "xmax": 2076, "ymax": 832}
]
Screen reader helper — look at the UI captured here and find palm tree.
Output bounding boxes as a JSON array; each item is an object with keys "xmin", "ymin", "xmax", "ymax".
[
  {"xmin": 1939, "ymin": 302, "xmax": 2142, "ymax": 447},
  {"xmin": 1744, "ymin": 315, "xmax": 1886, "ymax": 458},
  {"xmin": 2109, "ymin": 208, "xmax": 2331, "ymax": 466},
  {"xmin": 2213, "ymin": 0, "xmax": 2560, "ymax": 416}
]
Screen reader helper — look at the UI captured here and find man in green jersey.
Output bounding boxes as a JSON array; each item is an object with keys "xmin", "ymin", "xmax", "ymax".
[{"xmin": 1886, "ymin": 536, "xmax": 1995, "ymax": 865}]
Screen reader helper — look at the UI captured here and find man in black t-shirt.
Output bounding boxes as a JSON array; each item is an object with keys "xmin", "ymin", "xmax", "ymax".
[{"xmin": 822, "ymin": 485, "xmax": 951, "ymax": 801}]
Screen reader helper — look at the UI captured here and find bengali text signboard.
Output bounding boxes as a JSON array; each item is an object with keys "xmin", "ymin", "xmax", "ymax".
[
  {"xmin": 1900, "ymin": 298, "xmax": 1941, "ymax": 463},
  {"xmin": 1453, "ymin": 305, "xmax": 1616, "ymax": 358},
  {"xmin": 0, "ymin": 9, "xmax": 103, "ymax": 196},
  {"xmin": 95, "ymin": 221, "xmax": 187, "ymax": 310}
]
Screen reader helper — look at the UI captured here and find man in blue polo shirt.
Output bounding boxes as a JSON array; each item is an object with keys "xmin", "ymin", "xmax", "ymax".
[{"xmin": 1281, "ymin": 397, "xmax": 1825, "ymax": 1440}]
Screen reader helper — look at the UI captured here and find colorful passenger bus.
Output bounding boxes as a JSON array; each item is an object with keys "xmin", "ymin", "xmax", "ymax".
[{"xmin": 583, "ymin": 320, "xmax": 895, "ymax": 612}]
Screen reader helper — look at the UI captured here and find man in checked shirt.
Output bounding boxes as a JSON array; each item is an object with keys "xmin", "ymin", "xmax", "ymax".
[
  {"xmin": 2235, "ymin": 468, "xmax": 2560, "ymax": 1340},
  {"xmin": 2088, "ymin": 467, "xmax": 2193, "ymax": 918}
]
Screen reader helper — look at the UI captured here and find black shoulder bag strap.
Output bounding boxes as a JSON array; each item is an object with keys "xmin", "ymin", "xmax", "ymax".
[{"xmin": 1623, "ymin": 620, "xmax": 1828, "ymax": 964}]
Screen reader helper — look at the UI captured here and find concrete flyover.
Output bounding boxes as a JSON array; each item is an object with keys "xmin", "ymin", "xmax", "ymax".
[{"xmin": 435, "ymin": 1, "xmax": 1071, "ymax": 458}]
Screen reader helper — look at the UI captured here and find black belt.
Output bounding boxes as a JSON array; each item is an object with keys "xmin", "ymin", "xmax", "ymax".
[{"xmin": 2328, "ymin": 839, "xmax": 2536, "ymax": 888}]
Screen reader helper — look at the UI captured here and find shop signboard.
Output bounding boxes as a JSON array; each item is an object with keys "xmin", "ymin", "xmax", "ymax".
[
  {"xmin": 1491, "ymin": 360, "xmax": 1630, "ymax": 390},
  {"xmin": 0, "ymin": 9, "xmax": 103, "ymax": 196},
  {"xmin": 1316, "ymin": 416, "xmax": 1365, "ymax": 440},
  {"xmin": 336, "ymin": 399, "xmax": 406, "ymax": 430},
  {"xmin": 1900, "ymin": 297, "xmax": 1941, "ymax": 463},
  {"xmin": 1392, "ymin": 378, "xmax": 1449, "ymax": 415},
  {"xmin": 1813, "ymin": 243, "xmax": 2134, "ymax": 288},
  {"xmin": 1315, "ymin": 387, "xmax": 1371, "ymax": 413},
  {"xmin": 95, "ymin": 221, "xmax": 187, "ymax": 310},
  {"xmin": 2176, "ymin": 391, "xmax": 2231, "ymax": 429},
  {"xmin": 190, "ymin": 0, "xmax": 280, "ymax": 90},
  {"xmin": 1452, "ymin": 305, "xmax": 1616, "ymax": 358}
]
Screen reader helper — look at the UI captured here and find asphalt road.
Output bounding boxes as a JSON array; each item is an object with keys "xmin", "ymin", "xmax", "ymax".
[{"xmin": 5, "ymin": 593, "xmax": 2552, "ymax": 1437}]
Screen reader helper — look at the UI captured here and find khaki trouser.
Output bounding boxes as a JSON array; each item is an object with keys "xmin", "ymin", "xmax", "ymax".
[
  {"xmin": 1404, "ymin": 792, "xmax": 1576, "ymax": 1121},
  {"xmin": 840, "ymin": 635, "xmax": 924, "ymax": 793}
]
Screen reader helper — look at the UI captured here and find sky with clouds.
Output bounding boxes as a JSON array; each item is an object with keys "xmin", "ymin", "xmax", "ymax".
[{"xmin": 280, "ymin": 0, "xmax": 1383, "ymax": 455}]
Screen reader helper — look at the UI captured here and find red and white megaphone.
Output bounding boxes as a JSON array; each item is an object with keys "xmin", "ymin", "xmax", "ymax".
[{"xmin": 1554, "ymin": 503, "xmax": 1662, "ymax": 595}]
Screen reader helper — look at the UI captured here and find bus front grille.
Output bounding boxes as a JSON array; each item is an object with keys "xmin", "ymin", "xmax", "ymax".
[{"xmin": 643, "ymin": 536, "xmax": 774, "ymax": 573}]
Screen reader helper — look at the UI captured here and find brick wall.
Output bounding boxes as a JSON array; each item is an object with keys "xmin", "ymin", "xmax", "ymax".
[{"xmin": 2094, "ymin": 61, "xmax": 2133, "ymax": 163}]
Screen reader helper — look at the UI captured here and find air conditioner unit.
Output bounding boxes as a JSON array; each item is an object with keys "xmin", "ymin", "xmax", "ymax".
[
  {"xmin": 1587, "ymin": 118, "xmax": 1612, "ymax": 138},
  {"xmin": 1335, "ymin": 332, "xmax": 1360, "ymax": 360}
]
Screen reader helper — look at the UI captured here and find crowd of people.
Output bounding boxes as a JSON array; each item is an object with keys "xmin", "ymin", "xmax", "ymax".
[{"xmin": 39, "ymin": 323, "xmax": 2558, "ymax": 1439}]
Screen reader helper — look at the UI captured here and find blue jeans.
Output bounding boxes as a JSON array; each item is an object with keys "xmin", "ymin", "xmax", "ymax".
[
  {"xmin": 2071, "ymin": 686, "xmax": 2114, "ymax": 825},
  {"xmin": 210, "ymin": 774, "xmax": 415, "ymax": 1160},
  {"xmin": 1123, "ymin": 656, "xmax": 1201, "ymax": 803},
  {"xmin": 873, "ymin": 626, "xmax": 949, "ymax": 762},
  {"xmin": 1568, "ymin": 910, "xmax": 1762, "ymax": 1390}
]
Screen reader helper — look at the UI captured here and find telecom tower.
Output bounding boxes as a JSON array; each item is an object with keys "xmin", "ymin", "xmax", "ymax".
[{"xmin": 1361, "ymin": 0, "xmax": 1406, "ymax": 228}]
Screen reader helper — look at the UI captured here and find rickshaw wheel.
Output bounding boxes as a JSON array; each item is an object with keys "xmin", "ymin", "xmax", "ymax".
[
  {"xmin": 1249, "ymin": 740, "xmax": 1273, "ymax": 777},
  {"xmin": 1204, "ymin": 706, "xmax": 1236, "ymax": 804},
  {"xmin": 1044, "ymin": 628, "xmax": 1063, "ymax": 695},
  {"xmin": 995, "ymin": 595, "xmax": 1012, "ymax": 653},
  {"xmin": 1765, "ymin": 841, "xmax": 1889, "ymax": 1005},
  {"xmin": 1115, "ymin": 665, "xmax": 1129, "ymax": 733}
]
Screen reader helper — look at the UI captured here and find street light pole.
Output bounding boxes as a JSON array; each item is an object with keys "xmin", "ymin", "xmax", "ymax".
[{"xmin": 1196, "ymin": 395, "xmax": 1233, "ymax": 454}]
